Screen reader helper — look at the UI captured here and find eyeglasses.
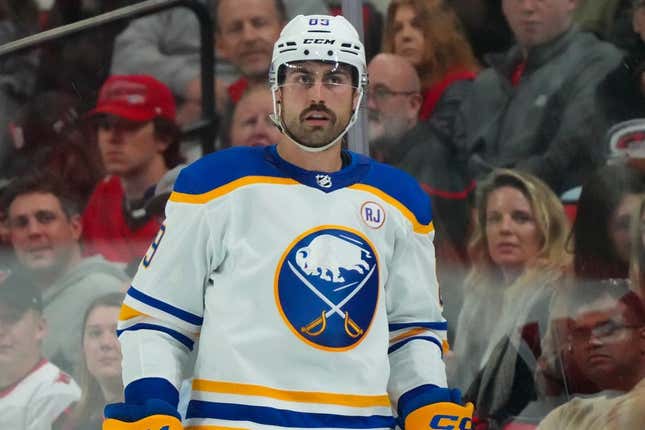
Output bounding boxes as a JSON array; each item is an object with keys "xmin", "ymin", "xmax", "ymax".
[
  {"xmin": 367, "ymin": 86, "xmax": 418, "ymax": 104},
  {"xmin": 569, "ymin": 320, "xmax": 641, "ymax": 343}
]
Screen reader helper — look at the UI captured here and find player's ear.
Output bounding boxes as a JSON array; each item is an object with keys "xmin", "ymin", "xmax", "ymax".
[{"xmin": 275, "ymin": 87, "xmax": 284, "ymax": 105}]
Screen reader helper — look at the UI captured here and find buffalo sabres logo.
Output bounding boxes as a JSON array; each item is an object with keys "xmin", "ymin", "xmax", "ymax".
[{"xmin": 275, "ymin": 226, "xmax": 379, "ymax": 350}]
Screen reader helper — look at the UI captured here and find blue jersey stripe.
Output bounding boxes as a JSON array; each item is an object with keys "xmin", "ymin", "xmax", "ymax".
[
  {"xmin": 388, "ymin": 336, "xmax": 443, "ymax": 356},
  {"xmin": 117, "ymin": 323, "xmax": 194, "ymax": 350},
  {"xmin": 388, "ymin": 322, "xmax": 448, "ymax": 331},
  {"xmin": 186, "ymin": 400, "xmax": 396, "ymax": 429},
  {"xmin": 127, "ymin": 286, "xmax": 203, "ymax": 326}
]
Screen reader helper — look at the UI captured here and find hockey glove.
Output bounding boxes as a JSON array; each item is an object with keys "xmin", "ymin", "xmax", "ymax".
[
  {"xmin": 103, "ymin": 398, "xmax": 183, "ymax": 430},
  {"xmin": 399, "ymin": 385, "xmax": 474, "ymax": 430}
]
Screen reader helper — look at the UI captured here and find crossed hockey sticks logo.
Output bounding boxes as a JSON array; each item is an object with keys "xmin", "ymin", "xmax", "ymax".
[{"xmin": 287, "ymin": 261, "xmax": 375, "ymax": 338}]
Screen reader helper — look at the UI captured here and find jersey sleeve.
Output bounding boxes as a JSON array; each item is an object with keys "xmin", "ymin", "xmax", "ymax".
[
  {"xmin": 117, "ymin": 167, "xmax": 227, "ymax": 405},
  {"xmin": 385, "ymin": 198, "xmax": 448, "ymax": 411}
]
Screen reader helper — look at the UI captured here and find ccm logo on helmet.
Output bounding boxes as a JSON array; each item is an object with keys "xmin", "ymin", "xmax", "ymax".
[
  {"xmin": 430, "ymin": 415, "xmax": 472, "ymax": 430},
  {"xmin": 303, "ymin": 38, "xmax": 335, "ymax": 45}
]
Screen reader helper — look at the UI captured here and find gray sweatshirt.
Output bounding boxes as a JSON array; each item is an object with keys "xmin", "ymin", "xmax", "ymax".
[{"xmin": 41, "ymin": 255, "xmax": 128, "ymax": 376}]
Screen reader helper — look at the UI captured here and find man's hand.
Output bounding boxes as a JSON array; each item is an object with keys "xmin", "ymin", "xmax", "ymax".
[
  {"xmin": 102, "ymin": 399, "xmax": 183, "ymax": 430},
  {"xmin": 405, "ymin": 401, "xmax": 474, "ymax": 429}
]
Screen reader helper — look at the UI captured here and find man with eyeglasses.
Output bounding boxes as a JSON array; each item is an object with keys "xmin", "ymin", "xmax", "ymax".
[
  {"xmin": 82, "ymin": 75, "xmax": 185, "ymax": 265},
  {"xmin": 102, "ymin": 15, "xmax": 473, "ymax": 430},
  {"xmin": 366, "ymin": 53, "xmax": 422, "ymax": 156},
  {"xmin": 366, "ymin": 54, "xmax": 474, "ymax": 324},
  {"xmin": 537, "ymin": 280, "xmax": 645, "ymax": 429}
]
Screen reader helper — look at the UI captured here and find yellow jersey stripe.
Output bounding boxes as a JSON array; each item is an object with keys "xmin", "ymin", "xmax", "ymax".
[
  {"xmin": 118, "ymin": 304, "xmax": 148, "ymax": 321},
  {"xmin": 390, "ymin": 327, "xmax": 428, "ymax": 344},
  {"xmin": 169, "ymin": 176, "xmax": 299, "ymax": 204},
  {"xmin": 348, "ymin": 184, "xmax": 434, "ymax": 234},
  {"xmin": 192, "ymin": 380, "xmax": 391, "ymax": 408}
]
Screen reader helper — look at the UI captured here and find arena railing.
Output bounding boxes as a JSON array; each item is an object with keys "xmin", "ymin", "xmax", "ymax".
[{"xmin": 0, "ymin": 0, "xmax": 217, "ymax": 155}]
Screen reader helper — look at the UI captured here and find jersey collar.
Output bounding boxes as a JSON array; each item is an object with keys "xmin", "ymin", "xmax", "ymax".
[{"xmin": 265, "ymin": 145, "xmax": 370, "ymax": 193}]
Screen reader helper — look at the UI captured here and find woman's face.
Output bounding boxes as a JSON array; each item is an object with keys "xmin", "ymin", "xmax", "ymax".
[
  {"xmin": 391, "ymin": 4, "xmax": 426, "ymax": 67},
  {"xmin": 83, "ymin": 305, "xmax": 121, "ymax": 383},
  {"xmin": 608, "ymin": 193, "xmax": 642, "ymax": 263},
  {"xmin": 485, "ymin": 186, "xmax": 543, "ymax": 274}
]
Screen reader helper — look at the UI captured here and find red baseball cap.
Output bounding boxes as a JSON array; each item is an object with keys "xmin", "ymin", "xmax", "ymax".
[{"xmin": 88, "ymin": 74, "xmax": 176, "ymax": 122}]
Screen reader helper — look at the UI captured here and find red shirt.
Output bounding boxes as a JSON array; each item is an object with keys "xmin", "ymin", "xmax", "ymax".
[
  {"xmin": 511, "ymin": 61, "xmax": 527, "ymax": 87},
  {"xmin": 82, "ymin": 176, "xmax": 160, "ymax": 263},
  {"xmin": 227, "ymin": 77, "xmax": 249, "ymax": 104}
]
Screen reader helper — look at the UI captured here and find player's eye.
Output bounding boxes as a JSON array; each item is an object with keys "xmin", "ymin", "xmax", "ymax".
[
  {"xmin": 294, "ymin": 73, "xmax": 315, "ymax": 87},
  {"xmin": 325, "ymin": 74, "xmax": 349, "ymax": 86}
]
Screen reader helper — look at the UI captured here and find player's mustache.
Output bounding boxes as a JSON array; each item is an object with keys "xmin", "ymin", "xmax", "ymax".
[{"xmin": 300, "ymin": 103, "xmax": 336, "ymax": 123}]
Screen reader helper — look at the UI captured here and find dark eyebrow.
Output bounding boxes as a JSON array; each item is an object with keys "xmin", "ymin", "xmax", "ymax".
[{"xmin": 325, "ymin": 68, "xmax": 351, "ymax": 77}]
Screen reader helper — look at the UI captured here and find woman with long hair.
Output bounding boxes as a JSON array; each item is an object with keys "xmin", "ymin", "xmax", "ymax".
[
  {"xmin": 450, "ymin": 169, "xmax": 570, "ymax": 427},
  {"xmin": 571, "ymin": 164, "xmax": 645, "ymax": 281},
  {"xmin": 64, "ymin": 293, "xmax": 124, "ymax": 430},
  {"xmin": 381, "ymin": 0, "xmax": 479, "ymax": 126}
]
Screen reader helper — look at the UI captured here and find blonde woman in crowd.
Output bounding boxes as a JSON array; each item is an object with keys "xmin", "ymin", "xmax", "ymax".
[
  {"xmin": 450, "ymin": 169, "xmax": 570, "ymax": 428},
  {"xmin": 64, "ymin": 293, "xmax": 124, "ymax": 430},
  {"xmin": 381, "ymin": 0, "xmax": 479, "ymax": 126}
]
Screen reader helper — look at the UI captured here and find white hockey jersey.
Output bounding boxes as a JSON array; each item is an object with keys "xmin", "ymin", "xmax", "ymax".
[
  {"xmin": 0, "ymin": 359, "xmax": 81, "ymax": 430},
  {"xmin": 118, "ymin": 146, "xmax": 448, "ymax": 429}
]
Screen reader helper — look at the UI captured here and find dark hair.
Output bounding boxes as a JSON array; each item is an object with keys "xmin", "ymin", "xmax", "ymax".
[
  {"xmin": 571, "ymin": 165, "xmax": 645, "ymax": 280},
  {"xmin": 213, "ymin": 0, "xmax": 287, "ymax": 31},
  {"xmin": 0, "ymin": 171, "xmax": 81, "ymax": 217},
  {"xmin": 153, "ymin": 117, "xmax": 184, "ymax": 169}
]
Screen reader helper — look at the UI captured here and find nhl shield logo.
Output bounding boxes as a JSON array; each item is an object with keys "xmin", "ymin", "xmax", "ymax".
[
  {"xmin": 315, "ymin": 174, "xmax": 332, "ymax": 189},
  {"xmin": 275, "ymin": 226, "xmax": 379, "ymax": 350}
]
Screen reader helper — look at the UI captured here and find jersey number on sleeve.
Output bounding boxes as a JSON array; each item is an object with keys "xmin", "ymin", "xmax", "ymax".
[{"xmin": 142, "ymin": 222, "xmax": 166, "ymax": 268}]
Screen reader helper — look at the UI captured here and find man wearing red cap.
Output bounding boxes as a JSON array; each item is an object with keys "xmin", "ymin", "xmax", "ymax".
[{"xmin": 82, "ymin": 74, "xmax": 185, "ymax": 265}]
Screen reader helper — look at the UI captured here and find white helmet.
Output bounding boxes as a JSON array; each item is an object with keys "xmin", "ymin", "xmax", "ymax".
[{"xmin": 268, "ymin": 15, "xmax": 368, "ymax": 152}]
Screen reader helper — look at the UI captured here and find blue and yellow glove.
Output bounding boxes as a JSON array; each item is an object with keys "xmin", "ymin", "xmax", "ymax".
[
  {"xmin": 103, "ymin": 378, "xmax": 183, "ymax": 430},
  {"xmin": 103, "ymin": 398, "xmax": 183, "ymax": 430},
  {"xmin": 399, "ymin": 385, "xmax": 474, "ymax": 430}
]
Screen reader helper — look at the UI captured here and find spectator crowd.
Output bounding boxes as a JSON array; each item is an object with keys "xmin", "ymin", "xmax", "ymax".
[{"xmin": 0, "ymin": 0, "xmax": 644, "ymax": 429}]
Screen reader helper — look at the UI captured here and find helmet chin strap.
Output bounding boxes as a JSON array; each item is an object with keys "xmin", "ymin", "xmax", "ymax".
[{"xmin": 270, "ymin": 88, "xmax": 364, "ymax": 154}]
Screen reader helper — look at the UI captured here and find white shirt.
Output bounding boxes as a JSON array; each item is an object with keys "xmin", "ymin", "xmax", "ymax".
[{"xmin": 0, "ymin": 359, "xmax": 81, "ymax": 430}]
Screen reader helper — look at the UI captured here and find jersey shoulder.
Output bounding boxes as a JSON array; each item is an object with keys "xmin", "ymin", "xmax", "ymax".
[
  {"xmin": 354, "ymin": 154, "xmax": 433, "ymax": 227},
  {"xmin": 173, "ymin": 146, "xmax": 288, "ymax": 196}
]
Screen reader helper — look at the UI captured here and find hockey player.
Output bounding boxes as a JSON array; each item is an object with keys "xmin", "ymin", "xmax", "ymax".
[{"xmin": 103, "ymin": 15, "xmax": 473, "ymax": 430}]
